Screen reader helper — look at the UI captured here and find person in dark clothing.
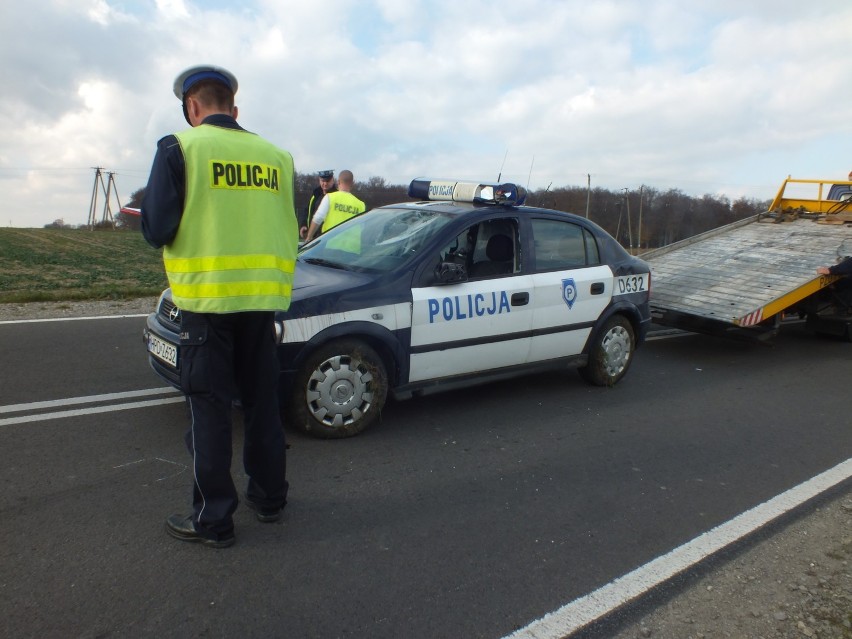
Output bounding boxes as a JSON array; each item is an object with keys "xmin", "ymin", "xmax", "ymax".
[
  {"xmin": 141, "ymin": 64, "xmax": 298, "ymax": 548},
  {"xmin": 816, "ymin": 256, "xmax": 852, "ymax": 277},
  {"xmin": 817, "ymin": 256, "xmax": 852, "ymax": 310},
  {"xmin": 299, "ymin": 170, "xmax": 336, "ymax": 239}
]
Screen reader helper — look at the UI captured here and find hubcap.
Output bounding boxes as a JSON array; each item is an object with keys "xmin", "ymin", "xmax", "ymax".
[
  {"xmin": 601, "ymin": 326, "xmax": 631, "ymax": 376},
  {"xmin": 306, "ymin": 355, "xmax": 374, "ymax": 427}
]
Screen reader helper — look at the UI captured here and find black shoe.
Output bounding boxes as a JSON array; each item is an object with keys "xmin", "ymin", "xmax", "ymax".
[
  {"xmin": 244, "ymin": 497, "xmax": 284, "ymax": 523},
  {"xmin": 165, "ymin": 514, "xmax": 235, "ymax": 548}
]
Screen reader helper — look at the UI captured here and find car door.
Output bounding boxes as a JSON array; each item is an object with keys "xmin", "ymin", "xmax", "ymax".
[
  {"xmin": 408, "ymin": 217, "xmax": 534, "ymax": 383},
  {"xmin": 527, "ymin": 217, "xmax": 613, "ymax": 361}
]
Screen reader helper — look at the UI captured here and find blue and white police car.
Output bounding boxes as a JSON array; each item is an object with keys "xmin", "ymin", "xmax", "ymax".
[{"xmin": 144, "ymin": 179, "xmax": 651, "ymax": 438}]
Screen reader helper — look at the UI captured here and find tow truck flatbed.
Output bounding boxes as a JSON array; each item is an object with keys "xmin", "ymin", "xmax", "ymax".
[{"xmin": 642, "ymin": 178, "xmax": 852, "ymax": 339}]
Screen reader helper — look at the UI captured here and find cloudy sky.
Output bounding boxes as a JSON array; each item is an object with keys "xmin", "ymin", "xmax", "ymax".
[{"xmin": 1, "ymin": 0, "xmax": 851, "ymax": 228}]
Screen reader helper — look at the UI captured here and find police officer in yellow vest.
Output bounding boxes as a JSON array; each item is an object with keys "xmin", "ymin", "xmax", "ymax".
[
  {"xmin": 304, "ymin": 170, "xmax": 365, "ymax": 242},
  {"xmin": 299, "ymin": 169, "xmax": 336, "ymax": 239},
  {"xmin": 141, "ymin": 65, "xmax": 298, "ymax": 548}
]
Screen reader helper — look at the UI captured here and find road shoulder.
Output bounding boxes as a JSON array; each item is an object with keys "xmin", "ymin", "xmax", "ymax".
[{"xmin": 603, "ymin": 483, "xmax": 852, "ymax": 639}]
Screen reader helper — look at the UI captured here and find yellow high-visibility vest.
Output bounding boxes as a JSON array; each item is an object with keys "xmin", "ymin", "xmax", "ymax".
[
  {"xmin": 321, "ymin": 191, "xmax": 366, "ymax": 232},
  {"xmin": 163, "ymin": 124, "xmax": 298, "ymax": 313}
]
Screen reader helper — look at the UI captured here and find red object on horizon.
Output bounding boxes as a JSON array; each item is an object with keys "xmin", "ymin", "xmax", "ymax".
[{"xmin": 119, "ymin": 207, "xmax": 141, "ymax": 216}]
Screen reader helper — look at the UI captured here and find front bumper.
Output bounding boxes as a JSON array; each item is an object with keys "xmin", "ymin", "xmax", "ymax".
[{"xmin": 142, "ymin": 294, "xmax": 296, "ymax": 393}]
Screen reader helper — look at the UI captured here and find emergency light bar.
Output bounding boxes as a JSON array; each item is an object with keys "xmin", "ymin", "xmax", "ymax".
[{"xmin": 408, "ymin": 179, "xmax": 526, "ymax": 206}]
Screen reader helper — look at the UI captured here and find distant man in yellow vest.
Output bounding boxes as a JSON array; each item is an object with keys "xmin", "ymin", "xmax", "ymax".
[
  {"xmin": 141, "ymin": 65, "xmax": 298, "ymax": 548},
  {"xmin": 304, "ymin": 170, "xmax": 365, "ymax": 242}
]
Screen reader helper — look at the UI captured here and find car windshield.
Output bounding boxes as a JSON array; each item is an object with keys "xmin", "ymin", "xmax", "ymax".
[{"xmin": 299, "ymin": 206, "xmax": 457, "ymax": 273}]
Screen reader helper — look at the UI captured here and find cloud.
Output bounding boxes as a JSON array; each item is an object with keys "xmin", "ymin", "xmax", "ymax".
[{"xmin": 1, "ymin": 0, "xmax": 851, "ymax": 227}]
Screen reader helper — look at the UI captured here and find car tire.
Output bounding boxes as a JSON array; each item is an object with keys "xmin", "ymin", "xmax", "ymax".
[
  {"xmin": 579, "ymin": 315, "xmax": 635, "ymax": 386},
  {"xmin": 287, "ymin": 339, "xmax": 388, "ymax": 438}
]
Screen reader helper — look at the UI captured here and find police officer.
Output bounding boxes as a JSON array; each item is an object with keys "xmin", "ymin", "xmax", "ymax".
[
  {"xmin": 299, "ymin": 170, "xmax": 337, "ymax": 239},
  {"xmin": 141, "ymin": 65, "xmax": 298, "ymax": 548},
  {"xmin": 304, "ymin": 169, "xmax": 366, "ymax": 242}
]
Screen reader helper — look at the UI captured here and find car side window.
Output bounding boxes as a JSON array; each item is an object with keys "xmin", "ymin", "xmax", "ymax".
[
  {"xmin": 583, "ymin": 228, "xmax": 600, "ymax": 264},
  {"xmin": 532, "ymin": 219, "xmax": 600, "ymax": 271},
  {"xmin": 422, "ymin": 218, "xmax": 520, "ymax": 285},
  {"xmin": 468, "ymin": 219, "xmax": 519, "ymax": 278},
  {"xmin": 436, "ymin": 228, "xmax": 473, "ymax": 269}
]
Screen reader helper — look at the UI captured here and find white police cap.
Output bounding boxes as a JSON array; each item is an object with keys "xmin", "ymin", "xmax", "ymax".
[{"xmin": 173, "ymin": 65, "xmax": 238, "ymax": 100}]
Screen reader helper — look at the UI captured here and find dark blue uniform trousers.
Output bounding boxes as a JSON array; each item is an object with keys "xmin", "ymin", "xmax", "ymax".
[{"xmin": 179, "ymin": 310, "xmax": 288, "ymax": 539}]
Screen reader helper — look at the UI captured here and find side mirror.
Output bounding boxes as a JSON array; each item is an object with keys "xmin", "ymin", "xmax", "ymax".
[{"xmin": 435, "ymin": 261, "xmax": 468, "ymax": 284}]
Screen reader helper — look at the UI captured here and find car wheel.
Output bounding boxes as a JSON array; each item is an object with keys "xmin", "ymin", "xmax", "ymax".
[
  {"xmin": 287, "ymin": 339, "xmax": 388, "ymax": 438},
  {"xmin": 579, "ymin": 315, "xmax": 635, "ymax": 386}
]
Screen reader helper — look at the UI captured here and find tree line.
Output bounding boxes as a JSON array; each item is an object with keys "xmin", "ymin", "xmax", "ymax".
[
  {"xmin": 109, "ymin": 173, "xmax": 769, "ymax": 250},
  {"xmin": 522, "ymin": 184, "xmax": 768, "ymax": 250}
]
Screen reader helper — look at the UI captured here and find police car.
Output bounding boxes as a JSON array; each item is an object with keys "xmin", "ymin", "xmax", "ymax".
[{"xmin": 144, "ymin": 178, "xmax": 651, "ymax": 438}]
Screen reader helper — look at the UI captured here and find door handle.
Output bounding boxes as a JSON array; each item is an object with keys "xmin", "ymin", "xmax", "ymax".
[
  {"xmin": 590, "ymin": 282, "xmax": 605, "ymax": 295},
  {"xmin": 511, "ymin": 292, "xmax": 529, "ymax": 306}
]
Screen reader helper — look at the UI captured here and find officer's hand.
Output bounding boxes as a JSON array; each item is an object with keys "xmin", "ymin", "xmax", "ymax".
[{"xmin": 299, "ymin": 226, "xmax": 307, "ymax": 239}]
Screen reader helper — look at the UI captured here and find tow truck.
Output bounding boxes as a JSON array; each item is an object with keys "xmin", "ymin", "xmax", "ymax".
[{"xmin": 643, "ymin": 177, "xmax": 852, "ymax": 340}]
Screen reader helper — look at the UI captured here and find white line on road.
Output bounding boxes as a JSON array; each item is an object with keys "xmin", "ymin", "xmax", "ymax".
[
  {"xmin": 0, "ymin": 387, "xmax": 180, "ymax": 414},
  {"xmin": 503, "ymin": 457, "xmax": 852, "ymax": 639},
  {"xmin": 0, "ymin": 313, "xmax": 149, "ymax": 325},
  {"xmin": 0, "ymin": 395, "xmax": 185, "ymax": 426},
  {"xmin": 645, "ymin": 329, "xmax": 690, "ymax": 340}
]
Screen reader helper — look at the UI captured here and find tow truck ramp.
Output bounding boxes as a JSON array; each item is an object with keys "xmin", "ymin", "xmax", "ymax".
[{"xmin": 642, "ymin": 178, "xmax": 852, "ymax": 340}]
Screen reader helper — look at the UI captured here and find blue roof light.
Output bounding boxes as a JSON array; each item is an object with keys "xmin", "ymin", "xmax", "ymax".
[{"xmin": 408, "ymin": 179, "xmax": 526, "ymax": 206}]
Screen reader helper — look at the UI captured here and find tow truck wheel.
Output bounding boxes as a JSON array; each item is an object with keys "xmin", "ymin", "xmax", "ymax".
[
  {"xmin": 287, "ymin": 339, "xmax": 388, "ymax": 439},
  {"xmin": 579, "ymin": 315, "xmax": 635, "ymax": 387}
]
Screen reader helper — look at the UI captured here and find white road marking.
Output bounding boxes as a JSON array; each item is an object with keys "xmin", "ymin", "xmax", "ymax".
[
  {"xmin": 113, "ymin": 458, "xmax": 146, "ymax": 468},
  {"xmin": 645, "ymin": 329, "xmax": 690, "ymax": 340},
  {"xmin": 1, "ymin": 387, "xmax": 179, "ymax": 414},
  {"xmin": 152, "ymin": 456, "xmax": 189, "ymax": 482},
  {"xmin": 0, "ymin": 387, "xmax": 184, "ymax": 426},
  {"xmin": 112, "ymin": 456, "xmax": 188, "ymax": 482},
  {"xmin": 503, "ymin": 457, "xmax": 852, "ymax": 639},
  {"xmin": 0, "ymin": 313, "xmax": 149, "ymax": 325}
]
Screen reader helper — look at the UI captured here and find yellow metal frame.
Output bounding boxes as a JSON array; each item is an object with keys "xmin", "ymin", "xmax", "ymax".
[
  {"xmin": 734, "ymin": 274, "xmax": 840, "ymax": 326},
  {"xmin": 768, "ymin": 177, "xmax": 852, "ymax": 214}
]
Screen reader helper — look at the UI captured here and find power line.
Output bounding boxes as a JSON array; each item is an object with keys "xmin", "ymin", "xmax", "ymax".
[{"xmin": 0, "ymin": 166, "xmax": 149, "ymax": 176}]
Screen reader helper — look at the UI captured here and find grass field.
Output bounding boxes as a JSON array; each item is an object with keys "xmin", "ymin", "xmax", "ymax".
[{"xmin": 0, "ymin": 228, "xmax": 168, "ymax": 303}]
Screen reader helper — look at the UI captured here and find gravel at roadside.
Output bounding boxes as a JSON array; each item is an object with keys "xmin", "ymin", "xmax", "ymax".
[
  {"xmin": 607, "ymin": 488, "xmax": 851, "ymax": 639},
  {"xmin": 0, "ymin": 297, "xmax": 159, "ymax": 321},
  {"xmin": 1, "ymin": 298, "xmax": 850, "ymax": 638}
]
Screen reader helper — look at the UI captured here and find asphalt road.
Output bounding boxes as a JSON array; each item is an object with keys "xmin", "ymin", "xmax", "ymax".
[{"xmin": 0, "ymin": 317, "xmax": 850, "ymax": 638}]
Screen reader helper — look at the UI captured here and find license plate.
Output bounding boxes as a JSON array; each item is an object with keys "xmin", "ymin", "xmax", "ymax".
[
  {"xmin": 148, "ymin": 334, "xmax": 178, "ymax": 368},
  {"xmin": 613, "ymin": 273, "xmax": 649, "ymax": 296}
]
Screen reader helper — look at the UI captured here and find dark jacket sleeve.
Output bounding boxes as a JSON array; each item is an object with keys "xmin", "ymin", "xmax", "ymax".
[
  {"xmin": 829, "ymin": 256, "xmax": 852, "ymax": 276},
  {"xmin": 141, "ymin": 135, "xmax": 185, "ymax": 249}
]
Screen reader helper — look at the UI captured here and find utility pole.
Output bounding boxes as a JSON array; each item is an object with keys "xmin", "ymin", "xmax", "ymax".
[
  {"xmin": 87, "ymin": 167, "xmax": 119, "ymax": 229},
  {"xmin": 526, "ymin": 155, "xmax": 535, "ymax": 191},
  {"xmin": 88, "ymin": 167, "xmax": 103, "ymax": 229},
  {"xmin": 637, "ymin": 185, "xmax": 644, "ymax": 251},
  {"xmin": 104, "ymin": 171, "xmax": 121, "ymax": 228},
  {"xmin": 623, "ymin": 188, "xmax": 633, "ymax": 251},
  {"xmin": 585, "ymin": 173, "xmax": 591, "ymax": 218},
  {"xmin": 615, "ymin": 199, "xmax": 622, "ymax": 242}
]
